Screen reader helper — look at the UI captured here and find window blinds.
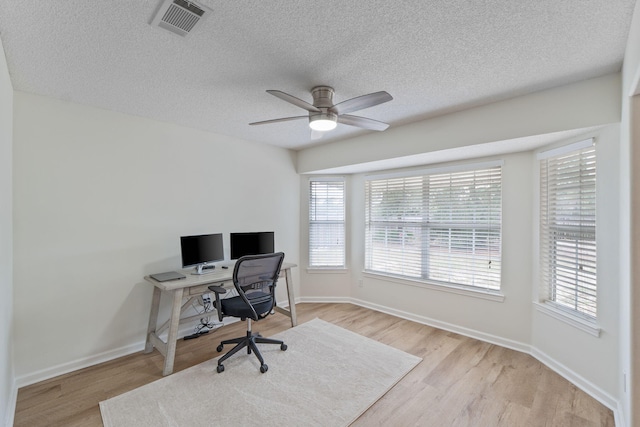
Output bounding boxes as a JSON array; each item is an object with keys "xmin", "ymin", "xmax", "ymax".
[
  {"xmin": 309, "ymin": 179, "xmax": 345, "ymax": 267},
  {"xmin": 365, "ymin": 165, "xmax": 502, "ymax": 291},
  {"xmin": 539, "ymin": 142, "xmax": 597, "ymax": 319}
]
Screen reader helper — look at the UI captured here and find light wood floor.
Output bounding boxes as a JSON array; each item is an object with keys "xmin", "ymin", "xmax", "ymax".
[{"xmin": 14, "ymin": 303, "xmax": 614, "ymax": 427}]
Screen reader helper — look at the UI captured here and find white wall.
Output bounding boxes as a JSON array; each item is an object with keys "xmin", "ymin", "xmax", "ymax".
[
  {"xmin": 0, "ymin": 38, "xmax": 15, "ymax": 427},
  {"xmin": 530, "ymin": 125, "xmax": 620, "ymax": 406},
  {"xmin": 298, "ymin": 75, "xmax": 623, "ymax": 413},
  {"xmin": 12, "ymin": 92, "xmax": 300, "ymax": 383},
  {"xmin": 298, "ymin": 73, "xmax": 621, "ymax": 174},
  {"xmin": 345, "ymin": 152, "xmax": 533, "ymax": 347},
  {"xmin": 620, "ymin": 2, "xmax": 640, "ymax": 425}
]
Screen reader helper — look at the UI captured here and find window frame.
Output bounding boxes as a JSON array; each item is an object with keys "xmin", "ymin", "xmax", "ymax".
[
  {"xmin": 536, "ymin": 138, "xmax": 600, "ymax": 335},
  {"xmin": 364, "ymin": 161, "xmax": 503, "ymax": 296},
  {"xmin": 308, "ymin": 177, "xmax": 346, "ymax": 270}
]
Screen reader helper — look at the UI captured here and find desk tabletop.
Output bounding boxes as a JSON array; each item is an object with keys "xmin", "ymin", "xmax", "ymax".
[{"xmin": 144, "ymin": 262, "xmax": 296, "ymax": 291}]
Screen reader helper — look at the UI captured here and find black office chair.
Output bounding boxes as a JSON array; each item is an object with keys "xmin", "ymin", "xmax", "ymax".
[{"xmin": 208, "ymin": 252, "xmax": 287, "ymax": 373}]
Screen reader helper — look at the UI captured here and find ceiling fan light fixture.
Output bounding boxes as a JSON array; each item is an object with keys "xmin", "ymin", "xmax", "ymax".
[{"xmin": 309, "ymin": 113, "xmax": 337, "ymax": 131}]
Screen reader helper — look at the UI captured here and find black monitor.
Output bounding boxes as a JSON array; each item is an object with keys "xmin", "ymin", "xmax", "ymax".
[
  {"xmin": 180, "ymin": 233, "xmax": 224, "ymax": 275},
  {"xmin": 230, "ymin": 232, "xmax": 275, "ymax": 260}
]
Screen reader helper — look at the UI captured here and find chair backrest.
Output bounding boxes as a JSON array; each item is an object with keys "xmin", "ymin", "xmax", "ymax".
[{"xmin": 232, "ymin": 252, "xmax": 285, "ymax": 319}]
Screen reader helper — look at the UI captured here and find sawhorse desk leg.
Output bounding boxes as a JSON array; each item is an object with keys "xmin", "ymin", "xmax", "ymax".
[
  {"xmin": 144, "ymin": 287, "xmax": 161, "ymax": 353},
  {"xmin": 163, "ymin": 288, "xmax": 184, "ymax": 376},
  {"xmin": 275, "ymin": 267, "xmax": 297, "ymax": 327},
  {"xmin": 144, "ymin": 287, "xmax": 184, "ymax": 376}
]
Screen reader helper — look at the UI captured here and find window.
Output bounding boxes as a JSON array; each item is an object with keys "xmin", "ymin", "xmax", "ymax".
[
  {"xmin": 539, "ymin": 139, "xmax": 597, "ymax": 320},
  {"xmin": 309, "ymin": 178, "xmax": 345, "ymax": 268},
  {"xmin": 365, "ymin": 163, "xmax": 502, "ymax": 291}
]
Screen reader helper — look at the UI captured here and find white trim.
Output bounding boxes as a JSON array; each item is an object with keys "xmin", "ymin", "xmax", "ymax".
[
  {"xmin": 365, "ymin": 159, "xmax": 504, "ymax": 181},
  {"xmin": 363, "ymin": 271, "xmax": 505, "ymax": 302},
  {"xmin": 15, "ymin": 341, "xmax": 146, "ymax": 388},
  {"xmin": 536, "ymin": 138, "xmax": 594, "ymax": 159},
  {"xmin": 630, "ymin": 63, "xmax": 640, "ymax": 97},
  {"xmin": 11, "ymin": 296, "xmax": 621, "ymax": 424},
  {"xmin": 615, "ymin": 400, "xmax": 627, "ymax": 427},
  {"xmin": 308, "ymin": 177, "xmax": 347, "ymax": 269},
  {"xmin": 349, "ymin": 297, "xmax": 526, "ymax": 351},
  {"xmin": 5, "ymin": 380, "xmax": 17, "ymax": 427},
  {"xmin": 307, "ymin": 176, "xmax": 345, "ymax": 182},
  {"xmin": 306, "ymin": 268, "xmax": 349, "ymax": 274},
  {"xmin": 299, "ymin": 296, "xmax": 526, "ymax": 351},
  {"xmin": 364, "ymin": 164, "xmax": 503, "ymax": 291},
  {"xmin": 14, "ymin": 317, "xmax": 241, "ymax": 388},
  {"xmin": 296, "ymin": 298, "xmax": 619, "ymax": 418},
  {"xmin": 301, "ymin": 296, "xmax": 528, "ymax": 352},
  {"xmin": 275, "ymin": 296, "xmax": 302, "ymax": 307},
  {"xmin": 533, "ymin": 302, "xmax": 601, "ymax": 337},
  {"xmin": 530, "ymin": 346, "xmax": 618, "ymax": 412},
  {"xmin": 298, "ymin": 296, "xmax": 352, "ymax": 304}
]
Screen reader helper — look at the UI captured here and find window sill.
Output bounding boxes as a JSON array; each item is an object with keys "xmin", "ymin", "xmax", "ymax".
[
  {"xmin": 306, "ymin": 267, "xmax": 348, "ymax": 274},
  {"xmin": 362, "ymin": 271, "xmax": 505, "ymax": 302},
  {"xmin": 534, "ymin": 302, "xmax": 601, "ymax": 337}
]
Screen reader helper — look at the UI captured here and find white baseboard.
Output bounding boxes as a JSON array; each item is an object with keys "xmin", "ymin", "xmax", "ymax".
[
  {"xmin": 615, "ymin": 400, "xmax": 626, "ymax": 427},
  {"xmin": 299, "ymin": 296, "xmax": 529, "ymax": 353},
  {"xmin": 296, "ymin": 296, "xmax": 351, "ymax": 304},
  {"xmin": 299, "ymin": 296, "xmax": 621, "ymax": 420},
  {"xmin": 349, "ymin": 297, "xmax": 531, "ymax": 354},
  {"xmin": 530, "ymin": 347, "xmax": 620, "ymax": 420},
  {"xmin": 13, "ymin": 297, "xmax": 623, "ymax": 425},
  {"xmin": 14, "ymin": 297, "xmax": 295, "ymax": 389},
  {"xmin": 5, "ymin": 379, "xmax": 17, "ymax": 427},
  {"xmin": 15, "ymin": 317, "xmax": 239, "ymax": 388},
  {"xmin": 15, "ymin": 341, "xmax": 146, "ymax": 389}
]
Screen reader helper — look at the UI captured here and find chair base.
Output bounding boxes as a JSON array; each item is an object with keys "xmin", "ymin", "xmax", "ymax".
[{"xmin": 216, "ymin": 329, "xmax": 287, "ymax": 373}]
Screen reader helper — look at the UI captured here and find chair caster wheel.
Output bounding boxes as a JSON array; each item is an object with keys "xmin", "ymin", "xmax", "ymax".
[
  {"xmin": 216, "ymin": 344, "xmax": 224, "ymax": 352},
  {"xmin": 280, "ymin": 343, "xmax": 287, "ymax": 351},
  {"xmin": 217, "ymin": 364, "xmax": 224, "ymax": 373},
  {"xmin": 260, "ymin": 364, "xmax": 268, "ymax": 373}
]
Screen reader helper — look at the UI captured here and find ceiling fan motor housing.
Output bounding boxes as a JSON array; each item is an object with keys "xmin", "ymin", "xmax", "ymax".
[{"xmin": 311, "ymin": 86, "xmax": 335, "ymax": 109}]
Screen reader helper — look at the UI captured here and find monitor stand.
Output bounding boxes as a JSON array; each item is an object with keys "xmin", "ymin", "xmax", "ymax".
[{"xmin": 192, "ymin": 263, "xmax": 216, "ymax": 275}]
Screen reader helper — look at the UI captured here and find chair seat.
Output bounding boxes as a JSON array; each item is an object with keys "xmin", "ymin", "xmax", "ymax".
[{"xmin": 219, "ymin": 292, "xmax": 272, "ymax": 318}]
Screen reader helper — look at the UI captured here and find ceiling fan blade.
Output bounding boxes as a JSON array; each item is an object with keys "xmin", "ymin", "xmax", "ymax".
[
  {"xmin": 337, "ymin": 114, "xmax": 390, "ymax": 131},
  {"xmin": 249, "ymin": 116, "xmax": 308, "ymax": 126},
  {"xmin": 330, "ymin": 91, "xmax": 393, "ymax": 115},
  {"xmin": 266, "ymin": 90, "xmax": 320, "ymax": 113}
]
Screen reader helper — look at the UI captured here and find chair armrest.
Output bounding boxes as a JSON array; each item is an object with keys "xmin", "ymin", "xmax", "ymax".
[{"xmin": 208, "ymin": 285, "xmax": 227, "ymax": 322}]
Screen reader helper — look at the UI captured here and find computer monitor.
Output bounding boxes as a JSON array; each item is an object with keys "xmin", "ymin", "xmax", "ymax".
[
  {"xmin": 230, "ymin": 232, "xmax": 275, "ymax": 260},
  {"xmin": 180, "ymin": 233, "xmax": 224, "ymax": 275}
]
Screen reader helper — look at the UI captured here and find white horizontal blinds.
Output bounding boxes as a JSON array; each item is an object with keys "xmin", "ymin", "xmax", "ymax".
[
  {"xmin": 365, "ymin": 166, "xmax": 502, "ymax": 290},
  {"xmin": 309, "ymin": 179, "xmax": 345, "ymax": 267},
  {"xmin": 426, "ymin": 167, "xmax": 502, "ymax": 290},
  {"xmin": 540, "ymin": 144, "xmax": 597, "ymax": 319},
  {"xmin": 365, "ymin": 176, "xmax": 426, "ymax": 278}
]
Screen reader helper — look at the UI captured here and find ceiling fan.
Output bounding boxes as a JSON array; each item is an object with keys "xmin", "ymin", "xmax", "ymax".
[{"xmin": 249, "ymin": 86, "xmax": 393, "ymax": 134}]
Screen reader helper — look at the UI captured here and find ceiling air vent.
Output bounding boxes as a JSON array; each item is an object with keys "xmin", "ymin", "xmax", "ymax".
[{"xmin": 150, "ymin": 0, "xmax": 212, "ymax": 37}]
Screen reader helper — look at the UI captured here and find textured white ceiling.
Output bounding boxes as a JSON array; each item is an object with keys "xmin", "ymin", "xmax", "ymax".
[{"xmin": 0, "ymin": 0, "xmax": 635, "ymax": 150}]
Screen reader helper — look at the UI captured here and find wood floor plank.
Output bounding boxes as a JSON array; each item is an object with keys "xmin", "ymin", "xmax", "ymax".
[{"xmin": 13, "ymin": 303, "xmax": 614, "ymax": 426}]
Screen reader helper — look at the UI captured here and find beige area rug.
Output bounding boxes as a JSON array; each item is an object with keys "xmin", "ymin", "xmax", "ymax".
[{"xmin": 100, "ymin": 318, "xmax": 421, "ymax": 427}]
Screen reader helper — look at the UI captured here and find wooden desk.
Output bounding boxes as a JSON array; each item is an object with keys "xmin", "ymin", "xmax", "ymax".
[{"xmin": 144, "ymin": 262, "xmax": 297, "ymax": 376}]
